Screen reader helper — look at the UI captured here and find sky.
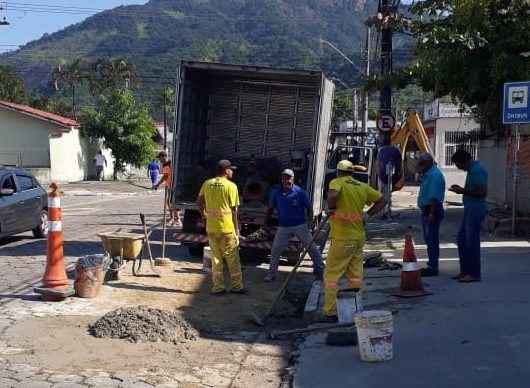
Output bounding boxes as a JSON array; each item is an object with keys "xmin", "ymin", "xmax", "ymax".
[{"xmin": 0, "ymin": 0, "xmax": 148, "ymax": 52}]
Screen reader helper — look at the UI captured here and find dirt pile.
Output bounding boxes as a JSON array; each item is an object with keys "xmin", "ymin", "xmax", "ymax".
[{"xmin": 89, "ymin": 306, "xmax": 199, "ymax": 344}]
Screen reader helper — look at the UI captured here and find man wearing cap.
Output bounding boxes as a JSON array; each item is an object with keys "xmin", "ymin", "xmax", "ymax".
[
  {"xmin": 265, "ymin": 169, "xmax": 324, "ymax": 282},
  {"xmin": 323, "ymin": 160, "xmax": 386, "ymax": 321},
  {"xmin": 417, "ymin": 153, "xmax": 446, "ymax": 277},
  {"xmin": 197, "ymin": 160, "xmax": 245, "ymax": 294}
]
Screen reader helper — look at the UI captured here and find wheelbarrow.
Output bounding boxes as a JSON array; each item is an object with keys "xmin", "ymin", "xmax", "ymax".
[{"xmin": 97, "ymin": 231, "xmax": 145, "ymax": 279}]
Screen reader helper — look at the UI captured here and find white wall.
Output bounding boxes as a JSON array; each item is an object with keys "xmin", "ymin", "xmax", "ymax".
[
  {"xmin": 479, "ymin": 139, "xmax": 507, "ymax": 207},
  {"xmin": 0, "ymin": 108, "xmax": 53, "ymax": 167}
]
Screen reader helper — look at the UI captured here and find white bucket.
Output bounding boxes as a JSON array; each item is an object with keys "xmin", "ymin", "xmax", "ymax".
[
  {"xmin": 203, "ymin": 246, "xmax": 212, "ymax": 273},
  {"xmin": 336, "ymin": 289, "xmax": 363, "ymax": 324},
  {"xmin": 355, "ymin": 310, "xmax": 393, "ymax": 362}
]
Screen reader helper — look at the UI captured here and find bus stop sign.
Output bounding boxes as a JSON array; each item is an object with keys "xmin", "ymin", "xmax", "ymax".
[
  {"xmin": 503, "ymin": 81, "xmax": 530, "ymax": 124},
  {"xmin": 377, "ymin": 113, "xmax": 396, "ymax": 132}
]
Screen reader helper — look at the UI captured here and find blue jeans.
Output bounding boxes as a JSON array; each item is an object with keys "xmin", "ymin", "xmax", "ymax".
[
  {"xmin": 421, "ymin": 204, "xmax": 444, "ymax": 271},
  {"xmin": 457, "ymin": 204, "xmax": 487, "ymax": 279},
  {"xmin": 269, "ymin": 223, "xmax": 324, "ymax": 277}
]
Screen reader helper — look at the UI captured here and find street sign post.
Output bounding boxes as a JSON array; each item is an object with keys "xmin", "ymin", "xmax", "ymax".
[
  {"xmin": 503, "ymin": 81, "xmax": 529, "ymax": 235},
  {"xmin": 377, "ymin": 113, "xmax": 396, "ymax": 132},
  {"xmin": 503, "ymin": 81, "xmax": 530, "ymax": 124}
]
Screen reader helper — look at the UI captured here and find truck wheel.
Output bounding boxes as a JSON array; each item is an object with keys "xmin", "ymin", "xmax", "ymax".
[
  {"xmin": 286, "ymin": 251, "xmax": 301, "ymax": 266},
  {"xmin": 32, "ymin": 210, "xmax": 48, "ymax": 238},
  {"xmin": 188, "ymin": 244, "xmax": 205, "ymax": 257}
]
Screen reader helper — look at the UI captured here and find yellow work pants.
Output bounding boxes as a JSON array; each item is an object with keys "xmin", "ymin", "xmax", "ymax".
[
  {"xmin": 208, "ymin": 232, "xmax": 243, "ymax": 293},
  {"xmin": 323, "ymin": 239, "xmax": 364, "ymax": 316}
]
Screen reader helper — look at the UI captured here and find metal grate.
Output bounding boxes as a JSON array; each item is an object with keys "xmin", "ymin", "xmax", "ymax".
[{"xmin": 444, "ymin": 130, "xmax": 480, "ymax": 167}]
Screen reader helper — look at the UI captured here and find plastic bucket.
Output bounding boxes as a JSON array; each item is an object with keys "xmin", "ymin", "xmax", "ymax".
[
  {"xmin": 203, "ymin": 246, "xmax": 212, "ymax": 273},
  {"xmin": 355, "ymin": 310, "xmax": 393, "ymax": 362},
  {"xmin": 337, "ymin": 289, "xmax": 363, "ymax": 324},
  {"xmin": 74, "ymin": 264, "xmax": 104, "ymax": 298}
]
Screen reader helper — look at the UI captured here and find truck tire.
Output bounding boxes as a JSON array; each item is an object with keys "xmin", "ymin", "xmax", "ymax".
[
  {"xmin": 240, "ymin": 247, "xmax": 269, "ymax": 263},
  {"xmin": 188, "ymin": 244, "xmax": 205, "ymax": 257},
  {"xmin": 286, "ymin": 250, "xmax": 301, "ymax": 266}
]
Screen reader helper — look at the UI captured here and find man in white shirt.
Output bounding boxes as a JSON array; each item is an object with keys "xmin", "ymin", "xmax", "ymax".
[{"xmin": 94, "ymin": 150, "xmax": 107, "ymax": 181}]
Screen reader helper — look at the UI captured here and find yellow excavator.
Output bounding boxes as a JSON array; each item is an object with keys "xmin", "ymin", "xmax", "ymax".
[
  {"xmin": 388, "ymin": 109, "xmax": 433, "ymax": 190},
  {"xmin": 391, "ymin": 109, "xmax": 433, "ymax": 155}
]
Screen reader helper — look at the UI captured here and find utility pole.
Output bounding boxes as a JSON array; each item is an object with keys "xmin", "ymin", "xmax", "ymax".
[
  {"xmin": 352, "ymin": 88, "xmax": 359, "ymax": 131},
  {"xmin": 71, "ymin": 83, "xmax": 76, "ymax": 120},
  {"xmin": 379, "ymin": 0, "xmax": 394, "ymax": 121},
  {"xmin": 163, "ymin": 87, "xmax": 167, "ymax": 151},
  {"xmin": 362, "ymin": 25, "xmax": 371, "ymax": 135}
]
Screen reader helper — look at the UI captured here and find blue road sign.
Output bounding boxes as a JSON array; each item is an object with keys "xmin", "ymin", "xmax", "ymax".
[{"xmin": 503, "ymin": 81, "xmax": 530, "ymax": 124}]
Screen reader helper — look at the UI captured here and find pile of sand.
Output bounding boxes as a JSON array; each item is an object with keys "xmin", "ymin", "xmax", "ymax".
[{"xmin": 89, "ymin": 306, "xmax": 199, "ymax": 344}]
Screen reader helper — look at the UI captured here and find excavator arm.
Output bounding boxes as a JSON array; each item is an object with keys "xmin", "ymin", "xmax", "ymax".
[{"xmin": 391, "ymin": 110, "xmax": 433, "ymax": 158}]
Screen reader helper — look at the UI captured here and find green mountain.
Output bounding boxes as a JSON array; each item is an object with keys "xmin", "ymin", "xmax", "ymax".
[{"xmin": 1, "ymin": 0, "xmax": 413, "ymax": 112}]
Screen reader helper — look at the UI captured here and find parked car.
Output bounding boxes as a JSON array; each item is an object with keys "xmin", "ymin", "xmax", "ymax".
[{"xmin": 0, "ymin": 166, "xmax": 48, "ymax": 239}]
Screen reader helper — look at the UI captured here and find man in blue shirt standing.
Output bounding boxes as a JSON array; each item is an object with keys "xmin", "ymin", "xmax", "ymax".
[
  {"xmin": 265, "ymin": 169, "xmax": 324, "ymax": 282},
  {"xmin": 417, "ymin": 153, "xmax": 446, "ymax": 277},
  {"xmin": 147, "ymin": 159, "xmax": 160, "ymax": 190},
  {"xmin": 449, "ymin": 150, "xmax": 488, "ymax": 283}
]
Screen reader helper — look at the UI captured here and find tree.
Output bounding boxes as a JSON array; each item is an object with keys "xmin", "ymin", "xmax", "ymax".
[
  {"xmin": 89, "ymin": 58, "xmax": 138, "ymax": 95},
  {"xmin": 80, "ymin": 90, "xmax": 157, "ymax": 179},
  {"xmin": 409, "ymin": 0, "xmax": 530, "ymax": 135},
  {"xmin": 51, "ymin": 59, "xmax": 85, "ymax": 118},
  {"xmin": 0, "ymin": 65, "xmax": 27, "ymax": 103}
]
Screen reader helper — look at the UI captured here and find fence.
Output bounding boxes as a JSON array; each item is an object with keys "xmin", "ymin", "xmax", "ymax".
[{"xmin": 443, "ymin": 129, "xmax": 480, "ymax": 167}]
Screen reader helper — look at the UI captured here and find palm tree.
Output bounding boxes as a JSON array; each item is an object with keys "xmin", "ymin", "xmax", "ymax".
[
  {"xmin": 89, "ymin": 58, "xmax": 138, "ymax": 95},
  {"xmin": 51, "ymin": 59, "xmax": 84, "ymax": 118}
]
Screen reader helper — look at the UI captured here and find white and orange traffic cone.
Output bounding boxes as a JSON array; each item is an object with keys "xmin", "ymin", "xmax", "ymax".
[
  {"xmin": 392, "ymin": 227, "xmax": 431, "ymax": 298},
  {"xmin": 34, "ymin": 183, "xmax": 72, "ymax": 301}
]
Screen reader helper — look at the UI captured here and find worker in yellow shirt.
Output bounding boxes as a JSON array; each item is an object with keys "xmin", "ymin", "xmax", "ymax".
[
  {"xmin": 323, "ymin": 160, "xmax": 386, "ymax": 321},
  {"xmin": 197, "ymin": 160, "xmax": 245, "ymax": 295}
]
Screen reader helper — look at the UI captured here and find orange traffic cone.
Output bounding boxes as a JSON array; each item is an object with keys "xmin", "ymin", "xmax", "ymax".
[
  {"xmin": 392, "ymin": 227, "xmax": 431, "ymax": 298},
  {"xmin": 35, "ymin": 183, "xmax": 71, "ymax": 301}
]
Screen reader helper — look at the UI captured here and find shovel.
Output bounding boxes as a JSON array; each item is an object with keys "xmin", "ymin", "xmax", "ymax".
[
  {"xmin": 250, "ymin": 215, "xmax": 329, "ymax": 326},
  {"xmin": 139, "ymin": 213, "xmax": 161, "ymax": 277}
]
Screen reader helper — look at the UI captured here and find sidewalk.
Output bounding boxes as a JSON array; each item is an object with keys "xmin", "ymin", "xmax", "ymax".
[{"xmin": 293, "ymin": 189, "xmax": 530, "ymax": 388}]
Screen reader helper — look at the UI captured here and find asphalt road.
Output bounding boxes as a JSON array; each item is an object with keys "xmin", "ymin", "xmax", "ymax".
[{"xmin": 0, "ymin": 187, "xmax": 165, "ymax": 300}]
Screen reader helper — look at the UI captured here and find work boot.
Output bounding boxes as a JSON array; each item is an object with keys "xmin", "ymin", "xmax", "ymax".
[
  {"xmin": 317, "ymin": 314, "xmax": 338, "ymax": 323},
  {"xmin": 421, "ymin": 267, "xmax": 439, "ymax": 277},
  {"xmin": 458, "ymin": 275, "xmax": 481, "ymax": 283},
  {"xmin": 264, "ymin": 273, "xmax": 276, "ymax": 282},
  {"xmin": 230, "ymin": 288, "xmax": 248, "ymax": 295}
]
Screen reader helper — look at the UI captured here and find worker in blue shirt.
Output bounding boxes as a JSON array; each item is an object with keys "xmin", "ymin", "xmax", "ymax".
[
  {"xmin": 417, "ymin": 153, "xmax": 446, "ymax": 277},
  {"xmin": 147, "ymin": 159, "xmax": 160, "ymax": 190},
  {"xmin": 265, "ymin": 169, "xmax": 324, "ymax": 282},
  {"xmin": 449, "ymin": 150, "xmax": 488, "ymax": 283}
]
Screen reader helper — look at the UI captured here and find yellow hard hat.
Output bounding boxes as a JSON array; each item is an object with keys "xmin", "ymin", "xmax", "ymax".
[{"xmin": 337, "ymin": 160, "xmax": 354, "ymax": 172}]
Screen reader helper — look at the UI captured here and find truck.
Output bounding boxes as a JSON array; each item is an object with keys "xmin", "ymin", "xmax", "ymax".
[{"xmin": 170, "ymin": 61, "xmax": 335, "ymax": 262}]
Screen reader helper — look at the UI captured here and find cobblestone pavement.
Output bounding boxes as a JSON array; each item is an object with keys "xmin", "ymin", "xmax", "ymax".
[{"xmin": 0, "ymin": 183, "xmax": 293, "ymax": 387}]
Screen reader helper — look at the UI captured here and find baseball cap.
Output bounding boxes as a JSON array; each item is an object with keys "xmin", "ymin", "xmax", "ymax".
[
  {"xmin": 337, "ymin": 160, "xmax": 354, "ymax": 172},
  {"xmin": 218, "ymin": 159, "xmax": 237, "ymax": 170},
  {"xmin": 281, "ymin": 168, "xmax": 295, "ymax": 177}
]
